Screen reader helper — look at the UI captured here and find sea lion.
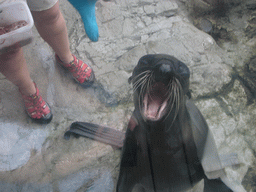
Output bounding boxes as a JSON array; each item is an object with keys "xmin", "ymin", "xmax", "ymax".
[
  {"xmin": 116, "ymin": 54, "xmax": 237, "ymax": 192},
  {"xmin": 64, "ymin": 54, "xmax": 245, "ymax": 192}
]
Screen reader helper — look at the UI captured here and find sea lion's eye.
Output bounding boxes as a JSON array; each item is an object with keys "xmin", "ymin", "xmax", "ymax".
[
  {"xmin": 178, "ymin": 62, "xmax": 190, "ymax": 78},
  {"xmin": 140, "ymin": 60, "xmax": 149, "ymax": 66}
]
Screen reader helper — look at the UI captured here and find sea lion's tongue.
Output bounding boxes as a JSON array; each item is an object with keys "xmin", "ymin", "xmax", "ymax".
[{"xmin": 143, "ymin": 82, "xmax": 168, "ymax": 121}]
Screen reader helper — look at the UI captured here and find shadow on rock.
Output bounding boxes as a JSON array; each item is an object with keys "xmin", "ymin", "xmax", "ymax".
[
  {"xmin": 88, "ymin": 81, "xmax": 119, "ymax": 107},
  {"xmin": 242, "ymin": 162, "xmax": 256, "ymax": 192}
]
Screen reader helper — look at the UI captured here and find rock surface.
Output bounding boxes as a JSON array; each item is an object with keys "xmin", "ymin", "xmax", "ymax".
[{"xmin": 0, "ymin": 0, "xmax": 255, "ymax": 191}]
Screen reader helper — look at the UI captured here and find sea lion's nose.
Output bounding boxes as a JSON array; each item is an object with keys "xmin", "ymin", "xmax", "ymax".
[
  {"xmin": 159, "ymin": 64, "xmax": 171, "ymax": 74},
  {"xmin": 155, "ymin": 64, "xmax": 172, "ymax": 83}
]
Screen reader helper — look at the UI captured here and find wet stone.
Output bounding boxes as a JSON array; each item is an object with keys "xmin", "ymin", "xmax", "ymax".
[
  {"xmin": 199, "ymin": 18, "xmax": 213, "ymax": 33},
  {"xmin": 58, "ymin": 169, "xmax": 114, "ymax": 192},
  {"xmin": 0, "ymin": 122, "xmax": 48, "ymax": 171}
]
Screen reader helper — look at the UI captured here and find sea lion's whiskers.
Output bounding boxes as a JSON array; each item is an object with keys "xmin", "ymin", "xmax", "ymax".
[
  {"xmin": 132, "ymin": 71, "xmax": 148, "ymax": 82},
  {"xmin": 175, "ymin": 78, "xmax": 183, "ymax": 116},
  {"xmin": 132, "ymin": 70, "xmax": 151, "ymax": 83},
  {"xmin": 133, "ymin": 74, "xmax": 150, "ymax": 106},
  {"xmin": 164, "ymin": 81, "xmax": 176, "ymax": 123},
  {"xmin": 132, "ymin": 70, "xmax": 151, "ymax": 80},
  {"xmin": 149, "ymin": 72, "xmax": 154, "ymax": 89},
  {"xmin": 132, "ymin": 75, "xmax": 148, "ymax": 91},
  {"xmin": 142, "ymin": 73, "xmax": 153, "ymax": 99},
  {"xmin": 137, "ymin": 73, "xmax": 152, "ymax": 113},
  {"xmin": 168, "ymin": 79, "xmax": 178, "ymax": 110},
  {"xmin": 139, "ymin": 79, "xmax": 148, "ymax": 112},
  {"xmin": 174, "ymin": 83, "xmax": 180, "ymax": 119},
  {"xmin": 134, "ymin": 77, "xmax": 149, "ymax": 96},
  {"xmin": 165, "ymin": 78, "xmax": 182, "ymax": 128},
  {"xmin": 166, "ymin": 79, "xmax": 175, "ymax": 102},
  {"xmin": 132, "ymin": 71, "xmax": 151, "ymax": 92},
  {"xmin": 147, "ymin": 74, "xmax": 156, "ymax": 103},
  {"xmin": 127, "ymin": 71, "xmax": 151, "ymax": 104}
]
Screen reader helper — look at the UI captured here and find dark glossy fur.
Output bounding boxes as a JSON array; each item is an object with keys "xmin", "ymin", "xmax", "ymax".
[{"xmin": 116, "ymin": 54, "xmax": 232, "ymax": 192}]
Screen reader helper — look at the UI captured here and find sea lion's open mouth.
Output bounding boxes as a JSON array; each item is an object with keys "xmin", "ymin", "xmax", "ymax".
[{"xmin": 143, "ymin": 82, "xmax": 169, "ymax": 121}]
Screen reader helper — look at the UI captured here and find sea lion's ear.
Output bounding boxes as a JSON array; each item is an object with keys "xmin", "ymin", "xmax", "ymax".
[{"xmin": 128, "ymin": 76, "xmax": 133, "ymax": 84}]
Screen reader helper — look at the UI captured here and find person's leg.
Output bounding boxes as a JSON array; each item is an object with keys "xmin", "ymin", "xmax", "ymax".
[
  {"xmin": 0, "ymin": 48, "xmax": 53, "ymax": 124},
  {"xmin": 31, "ymin": 1, "xmax": 95, "ymax": 87},
  {"xmin": 0, "ymin": 48, "xmax": 36, "ymax": 95},
  {"xmin": 31, "ymin": 1, "xmax": 72, "ymax": 63}
]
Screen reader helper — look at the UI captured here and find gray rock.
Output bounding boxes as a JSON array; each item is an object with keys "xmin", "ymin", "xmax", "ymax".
[
  {"xmin": 145, "ymin": 21, "xmax": 231, "ymax": 98},
  {"xmin": 58, "ymin": 169, "xmax": 114, "ymax": 192},
  {"xmin": 246, "ymin": 0, "xmax": 256, "ymax": 10},
  {"xmin": 0, "ymin": 182, "xmax": 53, "ymax": 192},
  {"xmin": 200, "ymin": 18, "xmax": 213, "ymax": 33},
  {"xmin": 0, "ymin": 122, "xmax": 48, "ymax": 171}
]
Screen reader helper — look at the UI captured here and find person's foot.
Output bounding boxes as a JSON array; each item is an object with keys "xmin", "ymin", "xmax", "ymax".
[
  {"xmin": 20, "ymin": 83, "xmax": 53, "ymax": 124},
  {"xmin": 56, "ymin": 54, "xmax": 95, "ymax": 87}
]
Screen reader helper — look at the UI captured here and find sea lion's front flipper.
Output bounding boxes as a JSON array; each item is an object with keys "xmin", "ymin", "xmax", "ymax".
[
  {"xmin": 116, "ymin": 115, "xmax": 139, "ymax": 192},
  {"xmin": 186, "ymin": 100, "xmax": 246, "ymax": 192},
  {"xmin": 64, "ymin": 121, "xmax": 125, "ymax": 149},
  {"xmin": 186, "ymin": 99, "xmax": 224, "ymax": 178}
]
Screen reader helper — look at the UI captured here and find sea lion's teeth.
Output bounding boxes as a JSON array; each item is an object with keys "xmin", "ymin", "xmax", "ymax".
[{"xmin": 158, "ymin": 100, "xmax": 168, "ymax": 118}]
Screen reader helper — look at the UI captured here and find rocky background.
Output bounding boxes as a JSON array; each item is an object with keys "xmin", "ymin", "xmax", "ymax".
[{"xmin": 0, "ymin": 0, "xmax": 256, "ymax": 191}]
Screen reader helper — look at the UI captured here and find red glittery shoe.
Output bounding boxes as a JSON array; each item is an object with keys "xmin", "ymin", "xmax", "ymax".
[
  {"xmin": 56, "ymin": 54, "xmax": 95, "ymax": 87},
  {"xmin": 20, "ymin": 83, "xmax": 53, "ymax": 124}
]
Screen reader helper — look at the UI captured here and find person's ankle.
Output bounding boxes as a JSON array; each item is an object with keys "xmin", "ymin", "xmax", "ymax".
[
  {"xmin": 19, "ymin": 82, "xmax": 37, "ymax": 96},
  {"xmin": 57, "ymin": 53, "xmax": 73, "ymax": 64}
]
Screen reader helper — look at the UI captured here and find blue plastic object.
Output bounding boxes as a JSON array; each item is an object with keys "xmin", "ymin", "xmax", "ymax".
[{"xmin": 68, "ymin": 0, "xmax": 99, "ymax": 42}]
